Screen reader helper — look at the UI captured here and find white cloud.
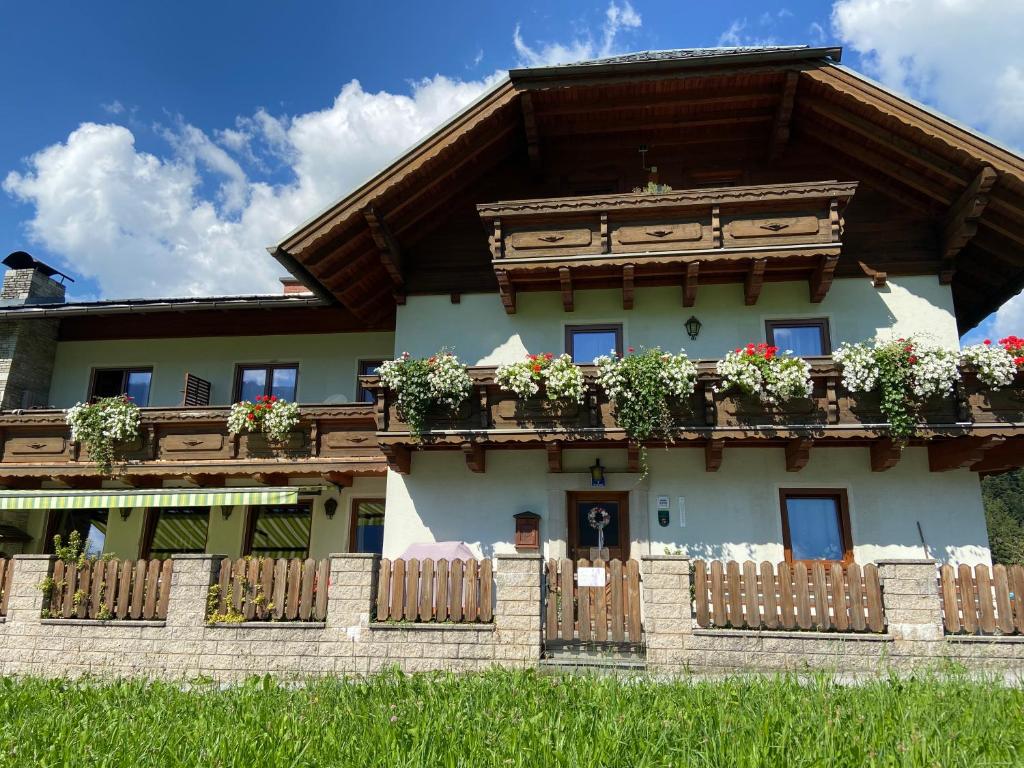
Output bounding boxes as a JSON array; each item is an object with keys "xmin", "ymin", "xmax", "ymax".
[
  {"xmin": 832, "ymin": 0, "xmax": 1024, "ymax": 336},
  {"xmin": 101, "ymin": 100, "xmax": 125, "ymax": 115},
  {"xmin": 4, "ymin": 3, "xmax": 642, "ymax": 300},
  {"xmin": 513, "ymin": 0, "xmax": 641, "ymax": 67},
  {"xmin": 716, "ymin": 17, "xmax": 779, "ymax": 47}
]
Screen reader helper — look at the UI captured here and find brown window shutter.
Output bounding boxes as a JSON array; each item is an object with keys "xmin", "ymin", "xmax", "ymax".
[{"xmin": 182, "ymin": 373, "xmax": 212, "ymax": 406}]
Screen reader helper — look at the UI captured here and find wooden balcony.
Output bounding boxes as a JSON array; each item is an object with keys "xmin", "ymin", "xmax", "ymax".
[
  {"xmin": 367, "ymin": 363, "xmax": 1024, "ymax": 475},
  {"xmin": 0, "ymin": 404, "xmax": 385, "ymax": 484},
  {"xmin": 478, "ymin": 181, "xmax": 857, "ymax": 312}
]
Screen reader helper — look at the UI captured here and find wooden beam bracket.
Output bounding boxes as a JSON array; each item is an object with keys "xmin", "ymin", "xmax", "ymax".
[
  {"xmin": 785, "ymin": 437, "xmax": 812, "ymax": 472},
  {"xmin": 768, "ymin": 71, "xmax": 799, "ymax": 161},
  {"xmin": 809, "ymin": 254, "xmax": 839, "ymax": 303},
  {"xmin": 622, "ymin": 264, "xmax": 635, "ymax": 310},
  {"xmin": 683, "ymin": 261, "xmax": 699, "ymax": 307},
  {"xmin": 744, "ymin": 259, "xmax": 766, "ymax": 306},
  {"xmin": 705, "ymin": 439, "xmax": 724, "ymax": 472},
  {"xmin": 382, "ymin": 444, "xmax": 412, "ymax": 475},
  {"xmin": 363, "ymin": 206, "xmax": 404, "ymax": 288},
  {"xmin": 546, "ymin": 441, "xmax": 563, "ymax": 473},
  {"xmin": 462, "ymin": 442, "xmax": 486, "ymax": 473},
  {"xmin": 928, "ymin": 436, "xmax": 1004, "ymax": 472},
  {"xmin": 627, "ymin": 443, "xmax": 642, "ymax": 473},
  {"xmin": 940, "ymin": 165, "xmax": 998, "ymax": 284},
  {"xmin": 559, "ymin": 267, "xmax": 574, "ymax": 312},
  {"xmin": 870, "ymin": 439, "xmax": 903, "ymax": 472}
]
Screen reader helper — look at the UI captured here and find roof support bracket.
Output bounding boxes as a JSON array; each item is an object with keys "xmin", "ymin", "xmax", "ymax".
[
  {"xmin": 622, "ymin": 264, "xmax": 635, "ymax": 310},
  {"xmin": 495, "ymin": 270, "xmax": 516, "ymax": 314},
  {"xmin": 705, "ymin": 439, "xmax": 724, "ymax": 472},
  {"xmin": 940, "ymin": 165, "xmax": 998, "ymax": 284},
  {"xmin": 768, "ymin": 71, "xmax": 799, "ymax": 161},
  {"xmin": 683, "ymin": 261, "xmax": 699, "ymax": 307},
  {"xmin": 809, "ymin": 254, "xmax": 839, "ymax": 303},
  {"xmin": 785, "ymin": 437, "xmax": 812, "ymax": 472},
  {"xmin": 928, "ymin": 436, "xmax": 1004, "ymax": 472},
  {"xmin": 744, "ymin": 259, "xmax": 766, "ymax": 306},
  {"xmin": 463, "ymin": 442, "xmax": 486, "ymax": 473},
  {"xmin": 559, "ymin": 267, "xmax": 574, "ymax": 312},
  {"xmin": 870, "ymin": 439, "xmax": 902, "ymax": 472},
  {"xmin": 363, "ymin": 206, "xmax": 404, "ymax": 288}
]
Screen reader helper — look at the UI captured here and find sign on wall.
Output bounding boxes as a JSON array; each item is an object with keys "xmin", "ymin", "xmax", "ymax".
[{"xmin": 578, "ymin": 567, "xmax": 607, "ymax": 587}]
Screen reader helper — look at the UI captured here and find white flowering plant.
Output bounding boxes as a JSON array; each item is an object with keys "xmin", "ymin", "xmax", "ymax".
[
  {"xmin": 495, "ymin": 353, "xmax": 585, "ymax": 403},
  {"xmin": 65, "ymin": 395, "xmax": 141, "ymax": 475},
  {"xmin": 834, "ymin": 337, "xmax": 958, "ymax": 440},
  {"xmin": 227, "ymin": 395, "xmax": 301, "ymax": 443},
  {"xmin": 594, "ymin": 346, "xmax": 698, "ymax": 444},
  {"xmin": 715, "ymin": 343, "xmax": 813, "ymax": 405},
  {"xmin": 960, "ymin": 339, "xmax": 1018, "ymax": 389},
  {"xmin": 377, "ymin": 349, "xmax": 473, "ymax": 439}
]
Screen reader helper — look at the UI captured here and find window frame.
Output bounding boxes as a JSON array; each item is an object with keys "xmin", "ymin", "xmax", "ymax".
[
  {"xmin": 564, "ymin": 323, "xmax": 624, "ymax": 362},
  {"xmin": 764, "ymin": 318, "xmax": 832, "ymax": 356},
  {"xmin": 88, "ymin": 367, "xmax": 154, "ymax": 405},
  {"xmin": 779, "ymin": 488, "xmax": 853, "ymax": 565},
  {"xmin": 243, "ymin": 500, "xmax": 314, "ymax": 559},
  {"xmin": 232, "ymin": 363, "xmax": 300, "ymax": 403},
  {"xmin": 356, "ymin": 359, "xmax": 385, "ymax": 404},
  {"xmin": 349, "ymin": 497, "xmax": 386, "ymax": 554},
  {"xmin": 141, "ymin": 507, "xmax": 211, "ymax": 559}
]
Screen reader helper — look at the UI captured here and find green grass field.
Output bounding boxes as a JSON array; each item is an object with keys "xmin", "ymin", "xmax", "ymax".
[{"xmin": 0, "ymin": 670, "xmax": 1021, "ymax": 767}]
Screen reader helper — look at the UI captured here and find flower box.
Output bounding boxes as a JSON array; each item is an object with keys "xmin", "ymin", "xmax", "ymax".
[
  {"xmin": 242, "ymin": 430, "xmax": 310, "ymax": 457},
  {"xmin": 960, "ymin": 369, "xmax": 1024, "ymax": 422}
]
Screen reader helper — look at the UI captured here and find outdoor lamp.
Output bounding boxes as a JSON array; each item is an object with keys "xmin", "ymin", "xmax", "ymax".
[
  {"xmin": 324, "ymin": 498, "xmax": 338, "ymax": 520},
  {"xmin": 590, "ymin": 458, "xmax": 606, "ymax": 488},
  {"xmin": 685, "ymin": 315, "xmax": 702, "ymax": 340},
  {"xmin": 119, "ymin": 509, "xmax": 131, "ymax": 522}
]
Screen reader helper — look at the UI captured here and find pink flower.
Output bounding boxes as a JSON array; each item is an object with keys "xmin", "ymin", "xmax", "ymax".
[{"xmin": 627, "ymin": 346, "xmax": 635, "ymax": 353}]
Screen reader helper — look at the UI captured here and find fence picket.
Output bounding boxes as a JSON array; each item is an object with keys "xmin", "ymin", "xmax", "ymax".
[
  {"xmin": 419, "ymin": 559, "xmax": 435, "ymax": 622},
  {"xmin": 545, "ymin": 560, "xmax": 558, "ymax": 641},
  {"xmin": 88, "ymin": 560, "xmax": 104, "ymax": 618},
  {"xmin": 314, "ymin": 559, "xmax": 330, "ymax": 621},
  {"xmin": 577, "ymin": 559, "xmax": 592, "ymax": 642},
  {"xmin": 710, "ymin": 560, "xmax": 727, "ymax": 627},
  {"xmin": 1011, "ymin": 565, "xmax": 1024, "ymax": 634},
  {"xmin": 863, "ymin": 564, "xmax": 884, "ymax": 633},
  {"xmin": 557, "ymin": 559, "xmax": 572, "ymax": 640},
  {"xmin": 777, "ymin": 562, "xmax": 795, "ymax": 629},
  {"xmin": 436, "ymin": 559, "xmax": 450, "ymax": 623},
  {"xmin": 244, "ymin": 558, "xmax": 260, "ymax": 621},
  {"xmin": 464, "ymin": 560, "xmax": 479, "ymax": 622},
  {"xmin": 957, "ymin": 563, "xmax": 977, "ymax": 633},
  {"xmin": 404, "ymin": 558, "xmax": 420, "ymax": 621},
  {"xmin": 285, "ymin": 558, "xmax": 302, "ymax": 620},
  {"xmin": 299, "ymin": 558, "xmax": 316, "ymax": 621},
  {"xmin": 811, "ymin": 562, "xmax": 830, "ymax": 631},
  {"xmin": 993, "ymin": 565, "xmax": 1014, "ymax": 635},
  {"xmin": 760, "ymin": 561, "xmax": 778, "ymax": 629},
  {"xmin": 976, "ymin": 565, "xmax": 997, "ymax": 634},
  {"xmin": 258, "ymin": 558, "xmax": 275, "ymax": 621},
  {"xmin": 626, "ymin": 559, "xmax": 642, "ymax": 643},
  {"xmin": 594, "ymin": 559, "xmax": 608, "ymax": 642},
  {"xmin": 272, "ymin": 558, "xmax": 288, "ymax": 621},
  {"xmin": 450, "ymin": 560, "xmax": 465, "ymax": 623},
  {"xmin": 478, "ymin": 558, "xmax": 493, "ymax": 623},
  {"xmin": 793, "ymin": 563, "xmax": 811, "ymax": 629},
  {"xmin": 610, "ymin": 559, "xmax": 625, "ymax": 643},
  {"xmin": 742, "ymin": 561, "xmax": 760, "ymax": 629},
  {"xmin": 143, "ymin": 559, "xmax": 160, "ymax": 620},
  {"xmin": 939, "ymin": 565, "xmax": 960, "ymax": 633},
  {"xmin": 725, "ymin": 561, "xmax": 743, "ymax": 628},
  {"xmin": 694, "ymin": 561, "xmax": 709, "ymax": 627}
]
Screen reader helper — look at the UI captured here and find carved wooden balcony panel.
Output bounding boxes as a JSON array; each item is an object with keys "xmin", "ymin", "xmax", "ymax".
[
  {"xmin": 0, "ymin": 404, "xmax": 384, "ymax": 481},
  {"xmin": 479, "ymin": 181, "xmax": 858, "ymax": 312}
]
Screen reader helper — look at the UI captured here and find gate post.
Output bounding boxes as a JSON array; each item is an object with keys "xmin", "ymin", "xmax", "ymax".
[
  {"xmin": 494, "ymin": 553, "xmax": 543, "ymax": 667},
  {"xmin": 640, "ymin": 554, "xmax": 691, "ymax": 674}
]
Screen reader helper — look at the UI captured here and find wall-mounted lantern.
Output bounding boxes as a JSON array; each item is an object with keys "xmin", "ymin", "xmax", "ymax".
[
  {"xmin": 514, "ymin": 511, "xmax": 541, "ymax": 551},
  {"xmin": 119, "ymin": 509, "xmax": 131, "ymax": 522},
  {"xmin": 685, "ymin": 315, "xmax": 702, "ymax": 341},
  {"xmin": 324, "ymin": 498, "xmax": 338, "ymax": 520},
  {"xmin": 221, "ymin": 507, "xmax": 232, "ymax": 521},
  {"xmin": 590, "ymin": 458, "xmax": 606, "ymax": 488}
]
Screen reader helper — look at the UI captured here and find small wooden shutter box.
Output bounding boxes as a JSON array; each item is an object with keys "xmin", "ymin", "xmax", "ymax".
[
  {"xmin": 182, "ymin": 373, "xmax": 212, "ymax": 406},
  {"xmin": 514, "ymin": 511, "xmax": 541, "ymax": 550}
]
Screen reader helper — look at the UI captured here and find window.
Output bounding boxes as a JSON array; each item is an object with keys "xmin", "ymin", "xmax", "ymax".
[
  {"xmin": 90, "ymin": 368, "xmax": 152, "ymax": 406},
  {"xmin": 44, "ymin": 510, "xmax": 108, "ymax": 558},
  {"xmin": 350, "ymin": 499, "xmax": 385, "ymax": 554},
  {"xmin": 245, "ymin": 503, "xmax": 312, "ymax": 559},
  {"xmin": 780, "ymin": 489, "xmax": 852, "ymax": 564},
  {"xmin": 142, "ymin": 508, "xmax": 210, "ymax": 559},
  {"xmin": 765, "ymin": 319, "xmax": 831, "ymax": 356},
  {"xmin": 565, "ymin": 324, "xmax": 623, "ymax": 363},
  {"xmin": 234, "ymin": 364, "xmax": 298, "ymax": 402},
  {"xmin": 356, "ymin": 360, "xmax": 384, "ymax": 404}
]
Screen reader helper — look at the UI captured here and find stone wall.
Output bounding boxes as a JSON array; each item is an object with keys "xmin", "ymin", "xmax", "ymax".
[
  {"xmin": 0, "ymin": 266, "xmax": 65, "ymax": 410},
  {"xmin": 0, "ymin": 552, "xmax": 1022, "ymax": 680}
]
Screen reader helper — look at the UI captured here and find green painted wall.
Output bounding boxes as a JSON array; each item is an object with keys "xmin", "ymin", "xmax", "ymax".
[{"xmin": 49, "ymin": 332, "xmax": 395, "ymax": 408}]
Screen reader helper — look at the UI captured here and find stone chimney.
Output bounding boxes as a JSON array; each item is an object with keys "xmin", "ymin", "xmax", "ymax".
[
  {"xmin": 0, "ymin": 252, "xmax": 68, "ymax": 410},
  {"xmin": 280, "ymin": 277, "xmax": 313, "ymax": 296}
]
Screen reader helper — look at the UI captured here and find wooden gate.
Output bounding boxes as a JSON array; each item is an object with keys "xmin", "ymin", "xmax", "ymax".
[{"xmin": 543, "ymin": 558, "xmax": 643, "ymax": 652}]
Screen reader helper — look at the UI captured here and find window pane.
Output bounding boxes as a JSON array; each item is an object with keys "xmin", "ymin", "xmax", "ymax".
[
  {"xmin": 574, "ymin": 501, "xmax": 622, "ymax": 548},
  {"xmin": 125, "ymin": 371, "xmax": 152, "ymax": 406},
  {"xmin": 91, "ymin": 370, "xmax": 124, "ymax": 399},
  {"xmin": 49, "ymin": 510, "xmax": 108, "ymax": 557},
  {"xmin": 354, "ymin": 500, "xmax": 385, "ymax": 554},
  {"xmin": 148, "ymin": 508, "xmax": 209, "ymax": 557},
  {"xmin": 249, "ymin": 505, "xmax": 311, "ymax": 559},
  {"xmin": 771, "ymin": 325, "xmax": 825, "ymax": 356},
  {"xmin": 270, "ymin": 367, "xmax": 298, "ymax": 401},
  {"xmin": 569, "ymin": 329, "xmax": 620, "ymax": 363},
  {"xmin": 358, "ymin": 361, "xmax": 384, "ymax": 404},
  {"xmin": 786, "ymin": 497, "xmax": 844, "ymax": 561},
  {"xmin": 239, "ymin": 368, "xmax": 267, "ymax": 402}
]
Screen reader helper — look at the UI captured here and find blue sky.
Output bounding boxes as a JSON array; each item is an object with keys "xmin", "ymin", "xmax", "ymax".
[{"xmin": 1, "ymin": 0, "xmax": 1022, "ymax": 342}]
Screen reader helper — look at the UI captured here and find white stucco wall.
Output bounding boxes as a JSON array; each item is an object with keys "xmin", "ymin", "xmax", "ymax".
[
  {"xmin": 393, "ymin": 277, "xmax": 959, "ymax": 364},
  {"xmin": 383, "ymin": 446, "xmax": 991, "ymax": 566},
  {"xmin": 48, "ymin": 332, "xmax": 395, "ymax": 408}
]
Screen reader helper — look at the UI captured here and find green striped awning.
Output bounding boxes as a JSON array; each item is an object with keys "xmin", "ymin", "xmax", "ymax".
[{"xmin": 0, "ymin": 487, "xmax": 299, "ymax": 510}]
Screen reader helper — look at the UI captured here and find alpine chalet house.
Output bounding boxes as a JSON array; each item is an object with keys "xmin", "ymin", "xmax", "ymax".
[{"xmin": 1, "ymin": 46, "xmax": 1024, "ymax": 677}]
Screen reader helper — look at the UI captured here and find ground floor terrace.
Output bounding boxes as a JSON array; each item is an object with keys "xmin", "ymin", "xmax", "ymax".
[{"xmin": 0, "ymin": 442, "xmax": 1015, "ymax": 680}]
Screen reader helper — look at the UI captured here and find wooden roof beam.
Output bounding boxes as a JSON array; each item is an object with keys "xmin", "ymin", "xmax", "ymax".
[
  {"xmin": 546, "ymin": 441, "xmax": 563, "ymax": 473},
  {"xmin": 495, "ymin": 270, "xmax": 516, "ymax": 314},
  {"xmin": 683, "ymin": 262, "xmax": 699, "ymax": 307},
  {"xmin": 705, "ymin": 439, "xmax": 724, "ymax": 472},
  {"xmin": 744, "ymin": 259, "xmax": 766, "ymax": 305},
  {"xmin": 785, "ymin": 437, "xmax": 812, "ymax": 472},
  {"xmin": 463, "ymin": 442, "xmax": 486, "ymax": 473},
  {"xmin": 520, "ymin": 92, "xmax": 542, "ymax": 176},
  {"xmin": 382, "ymin": 444, "xmax": 411, "ymax": 475},
  {"xmin": 928, "ymin": 436, "xmax": 1004, "ymax": 472},
  {"xmin": 559, "ymin": 267, "xmax": 574, "ymax": 312},
  {"xmin": 768, "ymin": 71, "xmax": 799, "ymax": 161},
  {"xmin": 363, "ymin": 206, "xmax": 404, "ymax": 288},
  {"xmin": 858, "ymin": 260, "xmax": 888, "ymax": 288},
  {"xmin": 940, "ymin": 166, "xmax": 998, "ymax": 284},
  {"xmin": 627, "ymin": 443, "xmax": 641, "ymax": 473},
  {"xmin": 622, "ymin": 264, "xmax": 635, "ymax": 310},
  {"xmin": 870, "ymin": 439, "xmax": 902, "ymax": 472},
  {"xmin": 809, "ymin": 254, "xmax": 839, "ymax": 303},
  {"xmin": 971, "ymin": 440, "xmax": 1024, "ymax": 475}
]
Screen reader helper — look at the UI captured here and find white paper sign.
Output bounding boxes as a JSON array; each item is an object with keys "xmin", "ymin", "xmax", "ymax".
[{"xmin": 578, "ymin": 567, "xmax": 607, "ymax": 587}]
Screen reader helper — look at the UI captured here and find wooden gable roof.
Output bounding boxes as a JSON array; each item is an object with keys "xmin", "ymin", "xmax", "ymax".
[{"xmin": 272, "ymin": 46, "xmax": 1024, "ymax": 332}]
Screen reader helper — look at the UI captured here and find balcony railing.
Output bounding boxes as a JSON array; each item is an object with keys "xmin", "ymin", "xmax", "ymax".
[{"xmin": 0, "ymin": 403, "xmax": 380, "ymax": 474}]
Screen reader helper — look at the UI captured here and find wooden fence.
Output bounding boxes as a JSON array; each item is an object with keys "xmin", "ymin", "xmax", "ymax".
[
  {"xmin": 49, "ymin": 558, "xmax": 172, "ymax": 621},
  {"xmin": 0, "ymin": 558, "xmax": 12, "ymax": 617},
  {"xmin": 940, "ymin": 563, "xmax": 1024, "ymax": 635},
  {"xmin": 215, "ymin": 557, "xmax": 329, "ymax": 622},
  {"xmin": 544, "ymin": 559, "xmax": 643, "ymax": 646},
  {"xmin": 375, "ymin": 558, "xmax": 493, "ymax": 623},
  {"xmin": 694, "ymin": 560, "xmax": 885, "ymax": 633}
]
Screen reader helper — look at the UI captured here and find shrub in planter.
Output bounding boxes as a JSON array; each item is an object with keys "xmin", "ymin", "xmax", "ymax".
[
  {"xmin": 228, "ymin": 395, "xmax": 301, "ymax": 444},
  {"xmin": 715, "ymin": 343, "xmax": 813, "ymax": 406},
  {"xmin": 960, "ymin": 337, "xmax": 1022, "ymax": 389},
  {"xmin": 834, "ymin": 337, "xmax": 958, "ymax": 441},
  {"xmin": 495, "ymin": 353, "xmax": 585, "ymax": 403},
  {"xmin": 65, "ymin": 395, "xmax": 141, "ymax": 475},
  {"xmin": 594, "ymin": 347, "xmax": 698, "ymax": 443},
  {"xmin": 377, "ymin": 350, "xmax": 473, "ymax": 440}
]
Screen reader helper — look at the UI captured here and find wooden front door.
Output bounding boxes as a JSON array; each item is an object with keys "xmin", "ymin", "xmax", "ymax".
[{"xmin": 567, "ymin": 492, "xmax": 630, "ymax": 562}]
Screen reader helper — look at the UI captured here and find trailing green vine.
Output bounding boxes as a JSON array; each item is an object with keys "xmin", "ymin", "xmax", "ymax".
[{"xmin": 64, "ymin": 395, "xmax": 140, "ymax": 475}]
